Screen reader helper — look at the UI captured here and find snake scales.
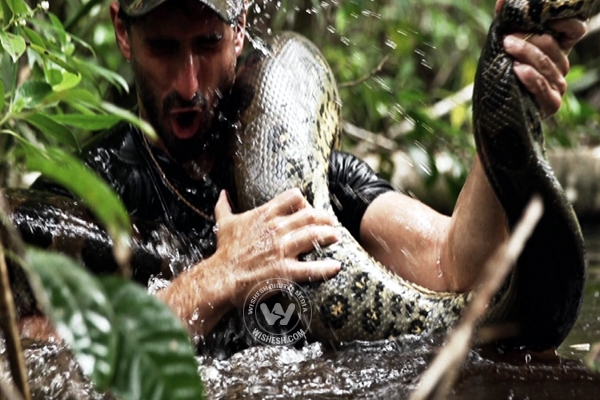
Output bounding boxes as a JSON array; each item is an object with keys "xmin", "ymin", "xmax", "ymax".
[
  {"xmin": 231, "ymin": 0, "xmax": 594, "ymax": 348},
  {"xmin": 1, "ymin": 0, "xmax": 594, "ymax": 351}
]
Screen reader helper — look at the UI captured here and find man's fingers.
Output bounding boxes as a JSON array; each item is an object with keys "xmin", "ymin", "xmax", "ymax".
[
  {"xmin": 548, "ymin": 18, "xmax": 588, "ymax": 52},
  {"xmin": 284, "ymin": 225, "xmax": 341, "ymax": 256},
  {"xmin": 513, "ymin": 61, "xmax": 563, "ymax": 118},
  {"xmin": 259, "ymin": 188, "xmax": 310, "ymax": 217},
  {"xmin": 287, "ymin": 259, "xmax": 342, "ymax": 283},
  {"xmin": 504, "ymin": 34, "xmax": 569, "ymax": 78},
  {"xmin": 503, "ymin": 33, "xmax": 568, "ymax": 118},
  {"xmin": 275, "ymin": 208, "xmax": 336, "ymax": 233}
]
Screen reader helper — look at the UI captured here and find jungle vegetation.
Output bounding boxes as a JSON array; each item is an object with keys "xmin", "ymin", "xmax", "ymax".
[{"xmin": 0, "ymin": 0, "xmax": 599, "ymax": 399}]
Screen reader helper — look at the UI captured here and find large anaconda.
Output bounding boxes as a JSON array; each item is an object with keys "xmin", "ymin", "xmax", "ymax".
[{"xmin": 231, "ymin": 0, "xmax": 594, "ymax": 349}]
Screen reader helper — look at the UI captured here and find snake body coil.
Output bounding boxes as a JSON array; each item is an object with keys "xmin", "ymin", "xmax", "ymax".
[{"xmin": 232, "ymin": 0, "xmax": 595, "ymax": 348}]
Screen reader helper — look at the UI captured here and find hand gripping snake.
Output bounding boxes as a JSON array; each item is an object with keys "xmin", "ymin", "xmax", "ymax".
[
  {"xmin": 231, "ymin": 0, "xmax": 595, "ymax": 349},
  {"xmin": 2, "ymin": 0, "xmax": 595, "ymax": 351}
]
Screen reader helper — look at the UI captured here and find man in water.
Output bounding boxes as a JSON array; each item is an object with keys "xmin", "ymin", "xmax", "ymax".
[{"xmin": 20, "ymin": 0, "xmax": 588, "ymax": 349}]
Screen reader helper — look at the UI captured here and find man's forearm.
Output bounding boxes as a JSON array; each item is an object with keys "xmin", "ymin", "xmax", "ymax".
[
  {"xmin": 440, "ymin": 155, "xmax": 509, "ymax": 291},
  {"xmin": 155, "ymin": 254, "xmax": 235, "ymax": 341}
]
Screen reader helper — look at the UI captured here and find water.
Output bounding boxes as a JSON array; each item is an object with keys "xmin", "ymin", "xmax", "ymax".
[{"xmin": 4, "ymin": 224, "xmax": 600, "ymax": 399}]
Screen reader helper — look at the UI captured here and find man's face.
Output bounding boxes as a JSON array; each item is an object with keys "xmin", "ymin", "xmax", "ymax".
[{"xmin": 115, "ymin": 1, "xmax": 245, "ymax": 163}]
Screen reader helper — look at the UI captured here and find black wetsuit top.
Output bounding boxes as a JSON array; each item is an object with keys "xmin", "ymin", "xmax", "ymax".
[{"xmin": 33, "ymin": 122, "xmax": 395, "ymax": 286}]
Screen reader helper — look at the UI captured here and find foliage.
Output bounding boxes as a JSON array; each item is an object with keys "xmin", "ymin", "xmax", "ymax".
[
  {"xmin": 0, "ymin": 1, "xmax": 203, "ymax": 398},
  {"xmin": 249, "ymin": 0, "xmax": 600, "ymax": 201},
  {"xmin": 0, "ymin": 0, "xmax": 598, "ymax": 395},
  {"xmin": 27, "ymin": 249, "xmax": 204, "ymax": 399}
]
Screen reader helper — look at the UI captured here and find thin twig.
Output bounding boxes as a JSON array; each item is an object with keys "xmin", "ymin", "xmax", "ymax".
[
  {"xmin": 338, "ymin": 55, "xmax": 390, "ymax": 89},
  {"xmin": 0, "ymin": 244, "xmax": 30, "ymax": 400},
  {"xmin": 342, "ymin": 83, "xmax": 474, "ymax": 152},
  {"xmin": 409, "ymin": 196, "xmax": 544, "ymax": 400},
  {"xmin": 0, "ymin": 369, "xmax": 25, "ymax": 400},
  {"xmin": 0, "ymin": 190, "xmax": 31, "ymax": 400}
]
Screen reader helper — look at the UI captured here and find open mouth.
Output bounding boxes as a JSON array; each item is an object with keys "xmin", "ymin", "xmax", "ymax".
[{"xmin": 170, "ymin": 110, "xmax": 202, "ymax": 139}]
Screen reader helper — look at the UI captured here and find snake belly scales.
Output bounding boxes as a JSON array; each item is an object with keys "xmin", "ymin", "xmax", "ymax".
[{"xmin": 2, "ymin": 0, "xmax": 595, "ymax": 350}]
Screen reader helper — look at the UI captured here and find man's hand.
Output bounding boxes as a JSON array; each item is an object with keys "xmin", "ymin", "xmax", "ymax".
[
  {"xmin": 212, "ymin": 188, "xmax": 341, "ymax": 309},
  {"xmin": 495, "ymin": 0, "xmax": 588, "ymax": 118},
  {"xmin": 157, "ymin": 188, "xmax": 341, "ymax": 339}
]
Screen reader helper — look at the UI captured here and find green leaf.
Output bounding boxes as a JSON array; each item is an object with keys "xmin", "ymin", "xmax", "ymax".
[
  {"xmin": 101, "ymin": 102, "xmax": 156, "ymax": 140},
  {"xmin": 50, "ymin": 113, "xmax": 122, "ymax": 131},
  {"xmin": 27, "ymin": 113, "xmax": 79, "ymax": 149},
  {"xmin": 26, "ymin": 248, "xmax": 118, "ymax": 390},
  {"xmin": 51, "ymin": 70, "xmax": 82, "ymax": 92},
  {"xmin": 21, "ymin": 25, "xmax": 45, "ymax": 48},
  {"xmin": 0, "ymin": 30, "xmax": 26, "ymax": 62},
  {"xmin": 21, "ymin": 144, "xmax": 131, "ymax": 255},
  {"xmin": 13, "ymin": 80, "xmax": 52, "ymax": 111},
  {"xmin": 0, "ymin": 79, "xmax": 4, "ymax": 113},
  {"xmin": 28, "ymin": 42, "xmax": 78, "ymax": 74},
  {"xmin": 1, "ymin": 0, "xmax": 14, "ymax": 27},
  {"xmin": 5, "ymin": 0, "xmax": 29, "ymax": 15},
  {"xmin": 46, "ymin": 87, "xmax": 102, "ymax": 109},
  {"xmin": 74, "ymin": 58, "xmax": 129, "ymax": 93},
  {"xmin": 101, "ymin": 277, "xmax": 204, "ymax": 400},
  {"xmin": 48, "ymin": 12, "xmax": 68, "ymax": 49}
]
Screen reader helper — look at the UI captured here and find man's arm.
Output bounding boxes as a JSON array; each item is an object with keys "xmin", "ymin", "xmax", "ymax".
[
  {"xmin": 360, "ymin": 14, "xmax": 588, "ymax": 292},
  {"xmin": 156, "ymin": 189, "xmax": 342, "ymax": 339}
]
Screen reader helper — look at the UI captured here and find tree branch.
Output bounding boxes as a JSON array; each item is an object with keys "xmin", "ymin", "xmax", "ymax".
[
  {"xmin": 338, "ymin": 55, "xmax": 390, "ymax": 89},
  {"xmin": 409, "ymin": 197, "xmax": 544, "ymax": 400}
]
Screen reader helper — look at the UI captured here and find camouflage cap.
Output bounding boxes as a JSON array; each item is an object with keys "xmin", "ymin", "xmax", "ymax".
[{"xmin": 119, "ymin": 0, "xmax": 244, "ymax": 22}]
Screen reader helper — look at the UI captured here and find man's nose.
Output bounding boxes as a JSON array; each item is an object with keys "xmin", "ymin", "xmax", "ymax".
[{"xmin": 175, "ymin": 53, "xmax": 199, "ymax": 101}]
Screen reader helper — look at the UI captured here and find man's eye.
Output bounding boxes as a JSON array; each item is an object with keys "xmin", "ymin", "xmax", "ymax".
[
  {"xmin": 148, "ymin": 40, "xmax": 176, "ymax": 53},
  {"xmin": 195, "ymin": 34, "xmax": 223, "ymax": 50}
]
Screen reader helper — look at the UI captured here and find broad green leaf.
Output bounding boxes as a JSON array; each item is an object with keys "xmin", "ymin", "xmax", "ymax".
[
  {"xmin": 46, "ymin": 87, "xmax": 102, "ymax": 109},
  {"xmin": 0, "ymin": 30, "xmax": 26, "ymax": 62},
  {"xmin": 27, "ymin": 113, "xmax": 79, "ymax": 149},
  {"xmin": 5, "ymin": 0, "xmax": 28, "ymax": 15},
  {"xmin": 101, "ymin": 277, "xmax": 204, "ymax": 400},
  {"xmin": 12, "ymin": 80, "xmax": 52, "ymax": 111},
  {"xmin": 26, "ymin": 248, "xmax": 118, "ymax": 390},
  {"xmin": 74, "ymin": 58, "xmax": 129, "ymax": 93},
  {"xmin": 101, "ymin": 102, "xmax": 156, "ymax": 140},
  {"xmin": 1, "ymin": 0, "xmax": 13, "ymax": 27},
  {"xmin": 21, "ymin": 144, "xmax": 131, "ymax": 256},
  {"xmin": 50, "ymin": 113, "xmax": 122, "ymax": 131},
  {"xmin": 21, "ymin": 25, "xmax": 45, "ymax": 48},
  {"xmin": 48, "ymin": 12, "xmax": 69, "ymax": 49},
  {"xmin": 28, "ymin": 42, "xmax": 78, "ymax": 74},
  {"xmin": 51, "ymin": 70, "xmax": 82, "ymax": 92}
]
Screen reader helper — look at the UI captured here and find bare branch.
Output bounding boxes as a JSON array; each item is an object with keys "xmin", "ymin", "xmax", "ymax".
[
  {"xmin": 338, "ymin": 55, "xmax": 390, "ymax": 89},
  {"xmin": 0, "ymin": 190, "xmax": 31, "ymax": 400}
]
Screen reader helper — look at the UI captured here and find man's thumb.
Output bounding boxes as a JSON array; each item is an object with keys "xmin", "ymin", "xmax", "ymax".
[{"xmin": 214, "ymin": 190, "xmax": 232, "ymax": 221}]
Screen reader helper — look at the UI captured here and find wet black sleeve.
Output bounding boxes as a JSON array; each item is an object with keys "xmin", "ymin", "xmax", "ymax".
[{"xmin": 328, "ymin": 151, "xmax": 395, "ymax": 240}]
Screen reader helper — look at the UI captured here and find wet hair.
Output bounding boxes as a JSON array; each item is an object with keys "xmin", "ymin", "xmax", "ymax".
[{"xmin": 117, "ymin": 6, "xmax": 141, "ymax": 30}]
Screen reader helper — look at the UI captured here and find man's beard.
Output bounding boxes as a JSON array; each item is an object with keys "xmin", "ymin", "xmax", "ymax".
[{"xmin": 132, "ymin": 60, "xmax": 232, "ymax": 163}]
